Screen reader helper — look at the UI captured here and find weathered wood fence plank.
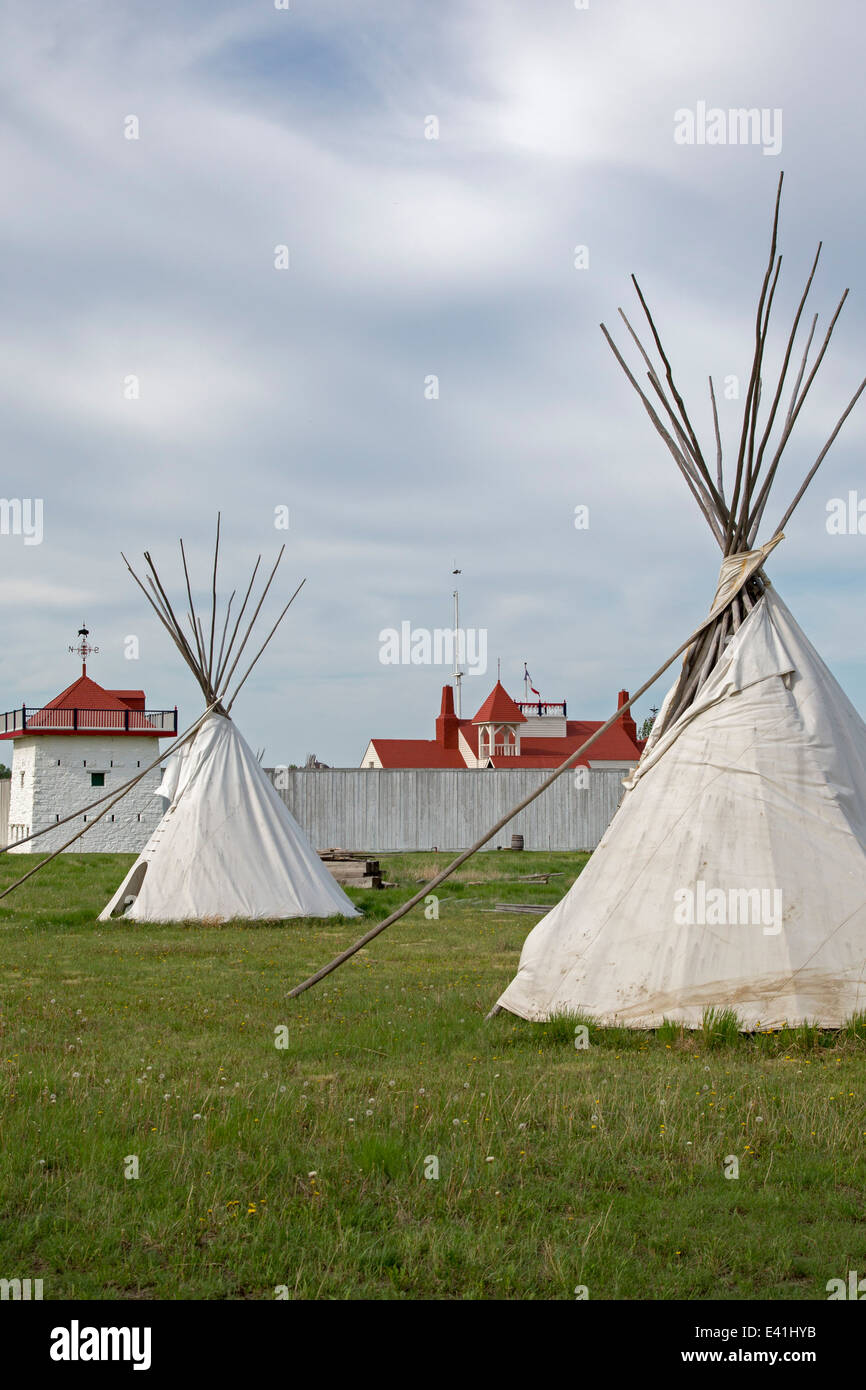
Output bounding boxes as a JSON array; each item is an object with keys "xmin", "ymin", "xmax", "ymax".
[{"xmin": 266, "ymin": 767, "xmax": 626, "ymax": 852}]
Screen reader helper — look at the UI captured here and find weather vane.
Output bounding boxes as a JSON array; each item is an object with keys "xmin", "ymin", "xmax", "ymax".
[{"xmin": 68, "ymin": 622, "xmax": 99, "ymax": 675}]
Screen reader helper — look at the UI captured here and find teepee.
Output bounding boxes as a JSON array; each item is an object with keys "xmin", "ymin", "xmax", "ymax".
[
  {"xmin": 495, "ymin": 174, "xmax": 866, "ymax": 1029},
  {"xmin": 96, "ymin": 520, "xmax": 359, "ymax": 923}
]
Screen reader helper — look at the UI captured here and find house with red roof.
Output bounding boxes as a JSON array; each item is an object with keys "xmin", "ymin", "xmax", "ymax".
[
  {"xmin": 1, "ymin": 627, "xmax": 176, "ymax": 854},
  {"xmin": 360, "ymin": 681, "xmax": 644, "ymax": 770}
]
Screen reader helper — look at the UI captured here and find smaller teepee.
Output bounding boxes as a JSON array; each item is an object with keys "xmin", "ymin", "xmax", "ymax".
[
  {"xmin": 100, "ymin": 712, "xmax": 354, "ymax": 922},
  {"xmin": 98, "ymin": 519, "xmax": 359, "ymax": 923}
]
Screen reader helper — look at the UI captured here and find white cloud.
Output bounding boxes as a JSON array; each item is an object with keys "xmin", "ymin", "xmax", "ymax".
[{"xmin": 0, "ymin": 0, "xmax": 864, "ymax": 763}]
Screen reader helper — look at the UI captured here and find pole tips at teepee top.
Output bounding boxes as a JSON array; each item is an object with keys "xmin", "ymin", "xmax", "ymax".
[
  {"xmin": 122, "ymin": 517, "xmax": 306, "ymax": 717},
  {"xmin": 600, "ymin": 176, "xmax": 866, "ymax": 731}
]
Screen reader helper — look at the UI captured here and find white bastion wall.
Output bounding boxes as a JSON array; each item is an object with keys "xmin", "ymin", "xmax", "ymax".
[{"xmin": 8, "ymin": 734, "xmax": 166, "ymax": 854}]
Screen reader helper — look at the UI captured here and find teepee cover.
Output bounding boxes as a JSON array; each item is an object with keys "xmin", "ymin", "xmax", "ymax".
[
  {"xmin": 495, "ymin": 587, "xmax": 866, "ymax": 1028},
  {"xmin": 100, "ymin": 714, "xmax": 357, "ymax": 922}
]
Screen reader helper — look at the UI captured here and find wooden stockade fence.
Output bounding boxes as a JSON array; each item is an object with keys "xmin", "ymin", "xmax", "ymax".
[
  {"xmin": 0, "ymin": 767, "xmax": 625, "ymax": 856},
  {"xmin": 267, "ymin": 766, "xmax": 628, "ymax": 853}
]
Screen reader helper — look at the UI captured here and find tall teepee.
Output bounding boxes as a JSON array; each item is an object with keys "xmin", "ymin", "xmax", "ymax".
[
  {"xmin": 495, "ymin": 174, "xmax": 866, "ymax": 1029},
  {"xmin": 96, "ymin": 518, "xmax": 359, "ymax": 923}
]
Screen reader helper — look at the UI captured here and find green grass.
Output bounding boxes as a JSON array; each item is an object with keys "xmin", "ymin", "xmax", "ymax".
[{"xmin": 0, "ymin": 850, "xmax": 864, "ymax": 1300}]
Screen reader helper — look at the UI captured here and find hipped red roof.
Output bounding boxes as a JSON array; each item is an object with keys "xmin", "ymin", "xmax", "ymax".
[
  {"xmin": 472, "ymin": 681, "xmax": 526, "ymax": 725},
  {"xmin": 0, "ymin": 673, "xmax": 171, "ymax": 740},
  {"xmin": 41, "ymin": 675, "xmax": 143, "ymax": 713}
]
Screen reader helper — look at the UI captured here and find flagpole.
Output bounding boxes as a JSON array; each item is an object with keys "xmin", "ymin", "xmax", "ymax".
[{"xmin": 453, "ymin": 588, "xmax": 461, "ymax": 717}]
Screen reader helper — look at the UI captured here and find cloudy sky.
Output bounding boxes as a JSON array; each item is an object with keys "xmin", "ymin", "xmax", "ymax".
[{"xmin": 1, "ymin": 0, "xmax": 864, "ymax": 765}]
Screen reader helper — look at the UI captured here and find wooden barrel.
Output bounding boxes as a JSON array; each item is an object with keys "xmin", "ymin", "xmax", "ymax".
[{"xmin": 510, "ymin": 833, "xmax": 524, "ymax": 851}]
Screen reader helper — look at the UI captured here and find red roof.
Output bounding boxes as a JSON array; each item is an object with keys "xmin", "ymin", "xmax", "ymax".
[
  {"xmin": 42, "ymin": 675, "xmax": 136, "ymax": 713},
  {"xmin": 1, "ymin": 673, "xmax": 175, "ymax": 739},
  {"xmin": 564, "ymin": 719, "xmax": 643, "ymax": 759},
  {"xmin": 106, "ymin": 690, "xmax": 146, "ymax": 712},
  {"xmin": 486, "ymin": 723, "xmax": 641, "ymax": 767},
  {"xmin": 472, "ymin": 681, "xmax": 526, "ymax": 725},
  {"xmin": 364, "ymin": 682, "xmax": 644, "ymax": 769},
  {"xmin": 368, "ymin": 739, "xmax": 466, "ymax": 769}
]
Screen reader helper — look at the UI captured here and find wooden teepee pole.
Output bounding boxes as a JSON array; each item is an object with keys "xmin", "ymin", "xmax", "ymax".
[
  {"xmin": 708, "ymin": 376, "xmax": 724, "ymax": 502},
  {"xmin": 628, "ymin": 277, "xmax": 724, "ymax": 513},
  {"xmin": 122, "ymin": 553, "xmax": 205, "ymax": 695},
  {"xmin": 599, "ymin": 323, "xmax": 725, "ymax": 548},
  {"xmin": 224, "ymin": 579, "xmax": 306, "ymax": 713},
  {"xmin": 214, "ymin": 557, "xmax": 261, "ymax": 693},
  {"xmin": 774, "ymin": 374, "xmax": 866, "ymax": 534},
  {"xmin": 617, "ymin": 307, "xmax": 727, "ymax": 525},
  {"xmin": 214, "ymin": 590, "xmax": 236, "ymax": 690},
  {"xmin": 207, "ymin": 512, "xmax": 221, "ymax": 690},
  {"xmin": 178, "ymin": 538, "xmax": 210, "ymax": 688},
  {"xmin": 724, "ymin": 171, "xmax": 784, "ymax": 555},
  {"xmin": 218, "ymin": 546, "xmax": 286, "ymax": 695}
]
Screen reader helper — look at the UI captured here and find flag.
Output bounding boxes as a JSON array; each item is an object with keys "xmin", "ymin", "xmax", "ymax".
[{"xmin": 524, "ymin": 664, "xmax": 540, "ymax": 697}]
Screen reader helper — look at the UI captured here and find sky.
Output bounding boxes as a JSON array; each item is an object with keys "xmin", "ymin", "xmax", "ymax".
[{"xmin": 1, "ymin": 0, "xmax": 865, "ymax": 766}]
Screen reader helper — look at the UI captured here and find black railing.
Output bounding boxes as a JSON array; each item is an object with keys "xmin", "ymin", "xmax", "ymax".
[
  {"xmin": 516, "ymin": 700, "xmax": 567, "ymax": 718},
  {"xmin": 0, "ymin": 706, "xmax": 178, "ymax": 735}
]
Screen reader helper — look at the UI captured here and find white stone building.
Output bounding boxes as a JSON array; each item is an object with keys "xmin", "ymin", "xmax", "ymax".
[{"xmin": 2, "ymin": 653, "xmax": 177, "ymax": 854}]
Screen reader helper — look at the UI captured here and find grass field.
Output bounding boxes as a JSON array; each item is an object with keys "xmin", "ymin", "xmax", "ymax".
[{"xmin": 1, "ymin": 849, "xmax": 864, "ymax": 1301}]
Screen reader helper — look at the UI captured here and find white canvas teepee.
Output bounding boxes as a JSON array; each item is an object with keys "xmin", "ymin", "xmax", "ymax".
[
  {"xmin": 100, "ymin": 713, "xmax": 358, "ymax": 923},
  {"xmin": 91, "ymin": 517, "xmax": 360, "ymax": 923},
  {"xmin": 489, "ymin": 173, "xmax": 866, "ymax": 1030},
  {"xmin": 496, "ymin": 586, "xmax": 866, "ymax": 1029}
]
